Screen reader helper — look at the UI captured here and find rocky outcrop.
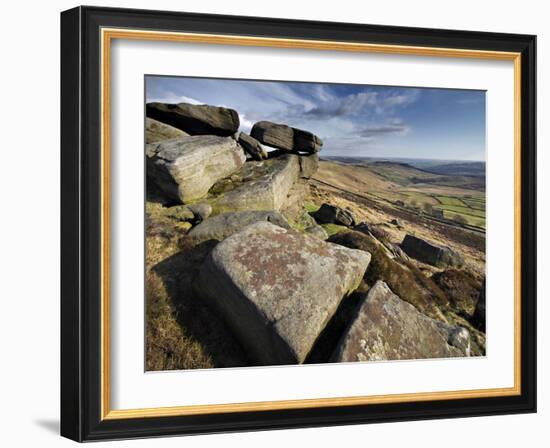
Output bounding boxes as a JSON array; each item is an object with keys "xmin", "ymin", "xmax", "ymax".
[
  {"xmin": 401, "ymin": 234, "xmax": 464, "ymax": 268},
  {"xmin": 194, "ymin": 222, "xmax": 371, "ymax": 365},
  {"xmin": 146, "ymin": 135, "xmax": 246, "ymax": 204},
  {"xmin": 237, "ymin": 132, "xmax": 268, "ymax": 161},
  {"xmin": 145, "ymin": 117, "xmax": 188, "ymax": 144},
  {"xmin": 333, "ymin": 281, "xmax": 471, "ymax": 362},
  {"xmin": 251, "ymin": 121, "xmax": 323, "ymax": 154},
  {"xmin": 188, "ymin": 210, "xmax": 290, "ymax": 243},
  {"xmin": 146, "ymin": 102, "xmax": 240, "ymax": 137},
  {"xmin": 313, "ymin": 203, "xmax": 357, "ymax": 227},
  {"xmin": 298, "ymin": 154, "xmax": 319, "ymax": 179},
  {"xmin": 207, "ymin": 154, "xmax": 300, "ymax": 214},
  {"xmin": 432, "ymin": 269, "xmax": 482, "ymax": 317}
]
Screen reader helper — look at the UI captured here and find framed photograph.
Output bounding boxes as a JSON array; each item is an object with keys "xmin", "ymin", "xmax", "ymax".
[{"xmin": 60, "ymin": 6, "xmax": 537, "ymax": 442}]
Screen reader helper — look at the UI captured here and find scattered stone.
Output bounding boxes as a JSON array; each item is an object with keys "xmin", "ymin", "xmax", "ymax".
[
  {"xmin": 188, "ymin": 210, "xmax": 290, "ymax": 243},
  {"xmin": 194, "ymin": 222, "xmax": 371, "ymax": 365},
  {"xmin": 250, "ymin": 121, "xmax": 323, "ymax": 154},
  {"xmin": 298, "ymin": 154, "xmax": 319, "ymax": 179},
  {"xmin": 187, "ymin": 203, "xmax": 212, "ymax": 224},
  {"xmin": 353, "ymin": 222, "xmax": 371, "ymax": 234},
  {"xmin": 333, "ymin": 281, "xmax": 471, "ymax": 362},
  {"xmin": 146, "ymin": 135, "xmax": 246, "ymax": 204},
  {"xmin": 395, "ymin": 200, "xmax": 405, "ymax": 207},
  {"xmin": 163, "ymin": 205, "xmax": 195, "ymax": 221},
  {"xmin": 146, "ymin": 102, "xmax": 240, "ymax": 136},
  {"xmin": 313, "ymin": 203, "xmax": 356, "ymax": 227},
  {"xmin": 401, "ymin": 234, "xmax": 464, "ymax": 268},
  {"xmin": 145, "ymin": 117, "xmax": 188, "ymax": 144},
  {"xmin": 390, "ymin": 218, "xmax": 401, "ymax": 226},
  {"xmin": 237, "ymin": 132, "xmax": 268, "ymax": 161},
  {"xmin": 207, "ymin": 154, "xmax": 300, "ymax": 214}
]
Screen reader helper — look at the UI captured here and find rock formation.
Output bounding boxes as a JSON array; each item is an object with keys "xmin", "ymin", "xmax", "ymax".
[
  {"xmin": 194, "ymin": 222, "xmax": 371, "ymax": 365},
  {"xmin": 313, "ymin": 203, "xmax": 357, "ymax": 227},
  {"xmin": 333, "ymin": 281, "xmax": 471, "ymax": 362},
  {"xmin": 146, "ymin": 117, "xmax": 188, "ymax": 144},
  {"xmin": 146, "ymin": 102, "xmax": 240, "ymax": 136},
  {"xmin": 251, "ymin": 120, "xmax": 323, "ymax": 154},
  {"xmin": 236, "ymin": 132, "xmax": 268, "ymax": 161},
  {"xmin": 401, "ymin": 234, "xmax": 464, "ymax": 268},
  {"xmin": 146, "ymin": 135, "xmax": 246, "ymax": 204}
]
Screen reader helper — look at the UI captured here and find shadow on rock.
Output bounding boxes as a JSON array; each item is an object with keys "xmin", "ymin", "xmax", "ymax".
[{"xmin": 152, "ymin": 238, "xmax": 251, "ymax": 368}]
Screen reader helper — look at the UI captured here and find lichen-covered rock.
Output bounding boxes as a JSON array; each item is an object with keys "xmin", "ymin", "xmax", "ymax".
[
  {"xmin": 146, "ymin": 135, "xmax": 246, "ymax": 204},
  {"xmin": 194, "ymin": 222, "xmax": 371, "ymax": 365},
  {"xmin": 250, "ymin": 121, "xmax": 323, "ymax": 154},
  {"xmin": 333, "ymin": 281, "xmax": 471, "ymax": 362},
  {"xmin": 313, "ymin": 203, "xmax": 357, "ymax": 227},
  {"xmin": 401, "ymin": 234, "xmax": 464, "ymax": 268},
  {"xmin": 146, "ymin": 102, "xmax": 240, "ymax": 136},
  {"xmin": 145, "ymin": 117, "xmax": 189, "ymax": 144},
  {"xmin": 188, "ymin": 210, "xmax": 290, "ymax": 243},
  {"xmin": 207, "ymin": 154, "xmax": 300, "ymax": 214},
  {"xmin": 237, "ymin": 132, "xmax": 268, "ymax": 161},
  {"xmin": 299, "ymin": 154, "xmax": 319, "ymax": 178},
  {"xmin": 187, "ymin": 203, "xmax": 212, "ymax": 224}
]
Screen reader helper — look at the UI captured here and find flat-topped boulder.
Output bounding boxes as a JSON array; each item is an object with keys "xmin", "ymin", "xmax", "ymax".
[
  {"xmin": 145, "ymin": 117, "xmax": 189, "ymax": 144},
  {"xmin": 401, "ymin": 234, "xmax": 464, "ymax": 268},
  {"xmin": 146, "ymin": 135, "xmax": 246, "ymax": 204},
  {"xmin": 237, "ymin": 132, "xmax": 268, "ymax": 161},
  {"xmin": 333, "ymin": 281, "xmax": 471, "ymax": 362},
  {"xmin": 146, "ymin": 102, "xmax": 240, "ymax": 136},
  {"xmin": 188, "ymin": 210, "xmax": 290, "ymax": 243},
  {"xmin": 313, "ymin": 203, "xmax": 357, "ymax": 227},
  {"xmin": 206, "ymin": 154, "xmax": 300, "ymax": 214},
  {"xmin": 250, "ymin": 121, "xmax": 323, "ymax": 154},
  {"xmin": 194, "ymin": 222, "xmax": 371, "ymax": 365}
]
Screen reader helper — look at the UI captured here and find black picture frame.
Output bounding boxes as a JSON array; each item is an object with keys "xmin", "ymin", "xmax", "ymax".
[{"xmin": 61, "ymin": 5, "xmax": 537, "ymax": 442}]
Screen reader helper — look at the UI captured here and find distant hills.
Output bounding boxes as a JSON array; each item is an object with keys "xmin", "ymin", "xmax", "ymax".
[{"xmin": 323, "ymin": 156, "xmax": 486, "ymax": 178}]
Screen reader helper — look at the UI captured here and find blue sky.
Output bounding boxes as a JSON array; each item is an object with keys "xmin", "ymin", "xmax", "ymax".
[{"xmin": 146, "ymin": 76, "xmax": 486, "ymax": 161}]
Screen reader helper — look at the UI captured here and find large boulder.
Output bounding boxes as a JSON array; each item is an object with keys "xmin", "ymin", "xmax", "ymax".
[
  {"xmin": 313, "ymin": 203, "xmax": 356, "ymax": 227},
  {"xmin": 298, "ymin": 154, "xmax": 319, "ymax": 179},
  {"xmin": 146, "ymin": 102, "xmax": 240, "ymax": 136},
  {"xmin": 146, "ymin": 135, "xmax": 246, "ymax": 204},
  {"xmin": 207, "ymin": 154, "xmax": 300, "ymax": 214},
  {"xmin": 145, "ymin": 117, "xmax": 189, "ymax": 144},
  {"xmin": 188, "ymin": 210, "xmax": 290, "ymax": 243},
  {"xmin": 401, "ymin": 234, "xmax": 464, "ymax": 268},
  {"xmin": 333, "ymin": 281, "xmax": 471, "ymax": 362},
  {"xmin": 237, "ymin": 132, "xmax": 268, "ymax": 161},
  {"xmin": 250, "ymin": 121, "xmax": 323, "ymax": 154},
  {"xmin": 194, "ymin": 222, "xmax": 371, "ymax": 365}
]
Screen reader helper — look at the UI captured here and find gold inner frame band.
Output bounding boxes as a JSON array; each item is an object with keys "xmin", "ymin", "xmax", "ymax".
[{"xmin": 100, "ymin": 27, "xmax": 522, "ymax": 421}]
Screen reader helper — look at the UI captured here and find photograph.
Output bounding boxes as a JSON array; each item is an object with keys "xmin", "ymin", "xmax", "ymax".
[{"xmin": 144, "ymin": 76, "xmax": 487, "ymax": 371}]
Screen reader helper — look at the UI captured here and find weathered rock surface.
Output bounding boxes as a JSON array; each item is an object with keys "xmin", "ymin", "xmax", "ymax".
[
  {"xmin": 313, "ymin": 203, "xmax": 357, "ymax": 227},
  {"xmin": 188, "ymin": 210, "xmax": 290, "ymax": 243},
  {"xmin": 250, "ymin": 121, "xmax": 323, "ymax": 154},
  {"xmin": 194, "ymin": 222, "xmax": 371, "ymax": 365},
  {"xmin": 401, "ymin": 234, "xmax": 464, "ymax": 268},
  {"xmin": 145, "ymin": 117, "xmax": 189, "ymax": 144},
  {"xmin": 237, "ymin": 132, "xmax": 268, "ymax": 161},
  {"xmin": 146, "ymin": 135, "xmax": 246, "ymax": 204},
  {"xmin": 207, "ymin": 154, "xmax": 300, "ymax": 214},
  {"xmin": 187, "ymin": 203, "xmax": 212, "ymax": 223},
  {"xmin": 432, "ymin": 269, "xmax": 482, "ymax": 317},
  {"xmin": 298, "ymin": 154, "xmax": 319, "ymax": 179},
  {"xmin": 146, "ymin": 102, "xmax": 240, "ymax": 136},
  {"xmin": 333, "ymin": 281, "xmax": 471, "ymax": 362}
]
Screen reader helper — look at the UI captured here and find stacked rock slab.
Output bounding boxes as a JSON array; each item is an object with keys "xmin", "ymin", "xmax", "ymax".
[
  {"xmin": 207, "ymin": 154, "xmax": 300, "ymax": 214},
  {"xmin": 188, "ymin": 210, "xmax": 290, "ymax": 243},
  {"xmin": 146, "ymin": 135, "xmax": 246, "ymax": 204},
  {"xmin": 145, "ymin": 117, "xmax": 189, "ymax": 144},
  {"xmin": 401, "ymin": 234, "xmax": 464, "ymax": 268},
  {"xmin": 251, "ymin": 121, "xmax": 323, "ymax": 154},
  {"xmin": 237, "ymin": 132, "xmax": 268, "ymax": 161},
  {"xmin": 333, "ymin": 281, "xmax": 471, "ymax": 362},
  {"xmin": 194, "ymin": 222, "xmax": 371, "ymax": 365},
  {"xmin": 146, "ymin": 102, "xmax": 240, "ymax": 136}
]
